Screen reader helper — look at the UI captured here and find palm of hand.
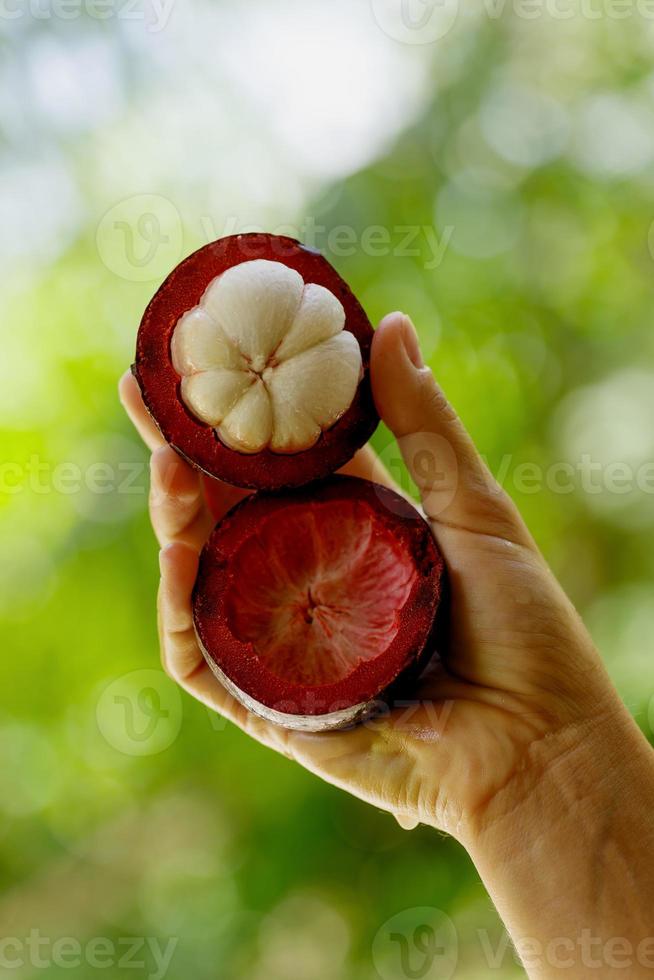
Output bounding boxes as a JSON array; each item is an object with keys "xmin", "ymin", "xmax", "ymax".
[{"xmin": 251, "ymin": 520, "xmax": 602, "ymax": 841}]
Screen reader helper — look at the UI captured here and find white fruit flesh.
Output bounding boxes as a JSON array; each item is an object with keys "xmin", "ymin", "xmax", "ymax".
[{"xmin": 171, "ymin": 259, "xmax": 362, "ymax": 454}]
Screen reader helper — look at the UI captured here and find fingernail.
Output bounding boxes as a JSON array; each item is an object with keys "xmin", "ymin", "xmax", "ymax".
[{"xmin": 400, "ymin": 314, "xmax": 424, "ymax": 369}]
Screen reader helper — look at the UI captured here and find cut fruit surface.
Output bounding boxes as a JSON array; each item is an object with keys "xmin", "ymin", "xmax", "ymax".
[
  {"xmin": 193, "ymin": 476, "xmax": 446, "ymax": 731},
  {"xmin": 225, "ymin": 499, "xmax": 416, "ymax": 686},
  {"xmin": 134, "ymin": 235, "xmax": 378, "ymax": 489}
]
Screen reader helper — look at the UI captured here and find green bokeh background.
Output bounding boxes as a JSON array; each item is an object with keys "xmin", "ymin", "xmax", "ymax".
[{"xmin": 2, "ymin": 2, "xmax": 654, "ymax": 977}]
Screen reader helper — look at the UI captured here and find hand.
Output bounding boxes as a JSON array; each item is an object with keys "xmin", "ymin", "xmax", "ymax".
[
  {"xmin": 120, "ymin": 311, "xmax": 627, "ymax": 838},
  {"xmin": 121, "ymin": 310, "xmax": 654, "ymax": 977}
]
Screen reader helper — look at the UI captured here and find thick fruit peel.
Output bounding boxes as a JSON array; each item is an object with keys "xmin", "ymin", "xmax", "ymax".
[
  {"xmin": 134, "ymin": 234, "xmax": 378, "ymax": 490},
  {"xmin": 193, "ymin": 476, "xmax": 446, "ymax": 731}
]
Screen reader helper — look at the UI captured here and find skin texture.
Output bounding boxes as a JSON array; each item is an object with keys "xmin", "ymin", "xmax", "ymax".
[{"xmin": 120, "ymin": 311, "xmax": 654, "ymax": 979}]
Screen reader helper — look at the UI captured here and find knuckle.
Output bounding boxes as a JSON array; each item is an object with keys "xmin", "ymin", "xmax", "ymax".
[
  {"xmin": 160, "ymin": 651, "xmax": 175, "ymax": 680},
  {"xmin": 421, "ymin": 374, "xmax": 458, "ymax": 424},
  {"xmin": 469, "ymin": 481, "xmax": 530, "ymax": 543}
]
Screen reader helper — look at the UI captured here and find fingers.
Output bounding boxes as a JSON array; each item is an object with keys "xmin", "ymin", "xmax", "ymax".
[
  {"xmin": 120, "ymin": 369, "xmax": 213, "ymax": 546},
  {"xmin": 372, "ymin": 313, "xmax": 534, "ymax": 549},
  {"xmin": 158, "ymin": 542, "xmax": 195, "ymax": 636},
  {"xmin": 157, "ymin": 541, "xmax": 247, "ymax": 705},
  {"xmin": 157, "ymin": 541, "xmax": 203, "ymax": 680},
  {"xmin": 157, "ymin": 538, "xmax": 405, "ymax": 777},
  {"xmin": 150, "ymin": 446, "xmax": 214, "ymax": 549},
  {"xmin": 118, "ymin": 370, "xmax": 165, "ymax": 451},
  {"xmin": 157, "ymin": 541, "xmax": 299, "ymax": 759}
]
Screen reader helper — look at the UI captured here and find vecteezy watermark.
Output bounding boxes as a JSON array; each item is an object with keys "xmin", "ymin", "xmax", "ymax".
[
  {"xmin": 370, "ymin": 0, "xmax": 460, "ymax": 45},
  {"xmin": 0, "ymin": 455, "xmax": 146, "ymax": 497},
  {"xmin": 375, "ymin": 443, "xmax": 654, "ymax": 507},
  {"xmin": 96, "ymin": 669, "xmax": 183, "ymax": 756},
  {"xmin": 96, "ymin": 194, "xmax": 184, "ymax": 282},
  {"xmin": 377, "ymin": 432, "xmax": 459, "ymax": 520},
  {"xmin": 208, "ymin": 215, "xmax": 454, "ymax": 271},
  {"xmin": 0, "ymin": 0, "xmax": 175, "ymax": 30},
  {"xmin": 488, "ymin": 452, "xmax": 654, "ymax": 498},
  {"xmin": 245, "ymin": 696, "xmax": 454, "ymax": 736},
  {"xmin": 372, "ymin": 907, "xmax": 459, "ymax": 980},
  {"xmin": 363, "ymin": 698, "xmax": 454, "ymax": 737},
  {"xmin": 369, "ymin": 0, "xmax": 654, "ymax": 45},
  {"xmin": 4, "ymin": 451, "xmax": 654, "ymax": 503},
  {"xmin": 478, "ymin": 0, "xmax": 654, "ymax": 20},
  {"xmin": 95, "ymin": 197, "xmax": 454, "ymax": 281},
  {"xmin": 371, "ymin": 914, "xmax": 654, "ymax": 976},
  {"xmin": 478, "ymin": 928, "xmax": 654, "ymax": 971},
  {"xmin": 0, "ymin": 932, "xmax": 178, "ymax": 978}
]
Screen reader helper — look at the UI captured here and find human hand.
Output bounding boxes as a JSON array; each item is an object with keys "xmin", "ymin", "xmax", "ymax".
[
  {"xmin": 121, "ymin": 309, "xmax": 654, "ymax": 977},
  {"xmin": 120, "ymin": 310, "xmax": 629, "ymax": 838}
]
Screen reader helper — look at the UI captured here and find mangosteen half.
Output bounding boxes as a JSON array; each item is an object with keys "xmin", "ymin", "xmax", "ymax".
[
  {"xmin": 192, "ymin": 476, "xmax": 445, "ymax": 732},
  {"xmin": 134, "ymin": 234, "xmax": 378, "ymax": 490}
]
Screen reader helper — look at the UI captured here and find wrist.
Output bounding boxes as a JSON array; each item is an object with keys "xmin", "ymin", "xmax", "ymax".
[
  {"xmin": 464, "ymin": 700, "xmax": 654, "ymax": 977},
  {"xmin": 465, "ymin": 697, "xmax": 649, "ymax": 849}
]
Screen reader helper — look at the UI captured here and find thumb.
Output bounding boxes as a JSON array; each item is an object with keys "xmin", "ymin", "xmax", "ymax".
[{"xmin": 371, "ymin": 312, "xmax": 533, "ymax": 549}]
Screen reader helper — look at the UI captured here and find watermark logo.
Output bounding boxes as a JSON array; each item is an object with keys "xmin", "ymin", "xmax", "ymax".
[
  {"xmin": 208, "ymin": 215, "xmax": 453, "ymax": 270},
  {"xmin": 371, "ymin": 0, "xmax": 654, "ymax": 38},
  {"xmin": 376, "ymin": 432, "xmax": 459, "ymax": 520},
  {"xmin": 370, "ymin": 0, "xmax": 459, "ymax": 44},
  {"xmin": 372, "ymin": 907, "xmax": 458, "ymax": 979},
  {"xmin": 5, "ymin": 450, "xmax": 654, "ymax": 506},
  {"xmin": 95, "ymin": 205, "xmax": 452, "ymax": 278},
  {"xmin": 0, "ymin": 0, "xmax": 175, "ymax": 32},
  {"xmin": 96, "ymin": 669, "xmax": 183, "ymax": 756},
  {"xmin": 96, "ymin": 194, "xmax": 183, "ymax": 282},
  {"xmin": 0, "ymin": 932, "xmax": 177, "ymax": 979}
]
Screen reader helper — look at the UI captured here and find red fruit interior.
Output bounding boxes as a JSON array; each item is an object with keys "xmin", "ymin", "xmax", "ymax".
[
  {"xmin": 134, "ymin": 234, "xmax": 378, "ymax": 490},
  {"xmin": 193, "ymin": 476, "xmax": 445, "ymax": 717},
  {"xmin": 225, "ymin": 500, "xmax": 417, "ymax": 687}
]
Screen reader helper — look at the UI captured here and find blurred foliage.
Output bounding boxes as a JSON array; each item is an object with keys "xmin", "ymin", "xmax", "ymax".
[{"xmin": 1, "ymin": 2, "xmax": 654, "ymax": 978}]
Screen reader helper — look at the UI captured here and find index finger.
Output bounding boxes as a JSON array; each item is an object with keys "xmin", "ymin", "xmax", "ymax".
[{"xmin": 118, "ymin": 370, "xmax": 166, "ymax": 451}]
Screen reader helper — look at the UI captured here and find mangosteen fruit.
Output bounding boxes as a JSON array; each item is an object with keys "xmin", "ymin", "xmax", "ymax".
[
  {"xmin": 192, "ymin": 476, "xmax": 445, "ymax": 732},
  {"xmin": 134, "ymin": 234, "xmax": 378, "ymax": 490}
]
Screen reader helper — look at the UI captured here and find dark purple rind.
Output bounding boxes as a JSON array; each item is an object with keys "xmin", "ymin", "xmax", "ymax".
[{"xmin": 133, "ymin": 234, "xmax": 378, "ymax": 490}]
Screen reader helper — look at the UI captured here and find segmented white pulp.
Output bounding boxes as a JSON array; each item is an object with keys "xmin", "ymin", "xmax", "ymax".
[{"xmin": 171, "ymin": 259, "xmax": 362, "ymax": 454}]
